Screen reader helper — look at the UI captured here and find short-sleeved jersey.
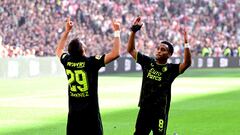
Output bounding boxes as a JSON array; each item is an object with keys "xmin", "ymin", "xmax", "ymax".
[
  {"xmin": 60, "ymin": 53, "xmax": 105, "ymax": 113},
  {"xmin": 136, "ymin": 52, "xmax": 180, "ymax": 114}
]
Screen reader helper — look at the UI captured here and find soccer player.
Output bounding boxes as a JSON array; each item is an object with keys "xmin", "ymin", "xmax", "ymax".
[
  {"xmin": 127, "ymin": 17, "xmax": 192, "ymax": 135},
  {"xmin": 55, "ymin": 17, "xmax": 121, "ymax": 135}
]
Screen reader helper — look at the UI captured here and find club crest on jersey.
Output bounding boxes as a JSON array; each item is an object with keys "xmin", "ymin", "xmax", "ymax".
[
  {"xmin": 162, "ymin": 66, "xmax": 168, "ymax": 72},
  {"xmin": 151, "ymin": 63, "xmax": 154, "ymax": 67},
  {"xmin": 95, "ymin": 55, "xmax": 102, "ymax": 60}
]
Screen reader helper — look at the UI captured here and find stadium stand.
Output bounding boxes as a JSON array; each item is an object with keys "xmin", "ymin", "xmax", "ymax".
[{"xmin": 0, "ymin": 0, "xmax": 240, "ymax": 57}]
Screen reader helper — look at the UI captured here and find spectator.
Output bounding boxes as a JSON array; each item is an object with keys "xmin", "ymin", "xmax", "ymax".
[
  {"xmin": 238, "ymin": 45, "xmax": 240, "ymax": 57},
  {"xmin": 213, "ymin": 45, "xmax": 223, "ymax": 57},
  {"xmin": 202, "ymin": 45, "xmax": 210, "ymax": 57},
  {"xmin": 223, "ymin": 46, "xmax": 232, "ymax": 57}
]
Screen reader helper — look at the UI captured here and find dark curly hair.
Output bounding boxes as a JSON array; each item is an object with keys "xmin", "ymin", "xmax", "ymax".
[{"xmin": 161, "ymin": 40, "xmax": 174, "ymax": 55}]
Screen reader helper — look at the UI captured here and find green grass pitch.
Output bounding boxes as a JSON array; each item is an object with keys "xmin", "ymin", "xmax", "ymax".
[{"xmin": 0, "ymin": 68, "xmax": 240, "ymax": 135}]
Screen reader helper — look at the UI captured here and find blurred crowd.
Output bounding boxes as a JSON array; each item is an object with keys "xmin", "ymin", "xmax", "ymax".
[{"xmin": 0, "ymin": 0, "xmax": 240, "ymax": 58}]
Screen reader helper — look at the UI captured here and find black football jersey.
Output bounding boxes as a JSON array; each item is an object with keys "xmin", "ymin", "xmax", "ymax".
[
  {"xmin": 60, "ymin": 53, "xmax": 105, "ymax": 112},
  {"xmin": 136, "ymin": 52, "xmax": 180, "ymax": 114}
]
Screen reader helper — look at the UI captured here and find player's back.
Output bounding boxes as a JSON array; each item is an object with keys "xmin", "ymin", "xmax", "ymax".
[{"xmin": 60, "ymin": 53, "xmax": 105, "ymax": 112}]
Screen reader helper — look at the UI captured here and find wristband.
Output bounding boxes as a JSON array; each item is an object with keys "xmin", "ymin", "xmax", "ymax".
[
  {"xmin": 114, "ymin": 31, "xmax": 120, "ymax": 38},
  {"xmin": 184, "ymin": 43, "xmax": 190, "ymax": 48}
]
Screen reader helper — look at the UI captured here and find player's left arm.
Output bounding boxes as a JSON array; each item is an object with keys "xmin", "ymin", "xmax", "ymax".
[
  {"xmin": 104, "ymin": 19, "xmax": 121, "ymax": 64},
  {"xmin": 55, "ymin": 17, "xmax": 73, "ymax": 58},
  {"xmin": 179, "ymin": 30, "xmax": 192, "ymax": 73}
]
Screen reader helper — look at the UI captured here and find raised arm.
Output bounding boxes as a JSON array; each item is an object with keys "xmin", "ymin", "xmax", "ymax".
[
  {"xmin": 127, "ymin": 17, "xmax": 143, "ymax": 60},
  {"xmin": 179, "ymin": 30, "xmax": 192, "ymax": 73},
  {"xmin": 104, "ymin": 20, "xmax": 121, "ymax": 64},
  {"xmin": 55, "ymin": 17, "xmax": 73, "ymax": 58}
]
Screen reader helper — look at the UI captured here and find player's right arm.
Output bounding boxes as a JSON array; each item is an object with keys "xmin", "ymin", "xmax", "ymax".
[
  {"xmin": 127, "ymin": 17, "xmax": 143, "ymax": 60},
  {"xmin": 55, "ymin": 17, "xmax": 73, "ymax": 58}
]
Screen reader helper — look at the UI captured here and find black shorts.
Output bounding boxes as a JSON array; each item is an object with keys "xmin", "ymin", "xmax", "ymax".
[
  {"xmin": 67, "ymin": 110, "xmax": 103, "ymax": 135},
  {"xmin": 134, "ymin": 107, "xmax": 168, "ymax": 135}
]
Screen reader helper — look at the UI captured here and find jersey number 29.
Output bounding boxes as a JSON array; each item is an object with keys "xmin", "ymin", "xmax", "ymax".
[{"xmin": 66, "ymin": 69, "xmax": 88, "ymax": 92}]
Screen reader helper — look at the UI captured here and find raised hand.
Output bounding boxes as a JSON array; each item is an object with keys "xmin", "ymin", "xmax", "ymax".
[
  {"xmin": 183, "ymin": 29, "xmax": 188, "ymax": 43},
  {"xmin": 55, "ymin": 17, "xmax": 73, "ymax": 58},
  {"xmin": 131, "ymin": 17, "xmax": 143, "ymax": 33},
  {"xmin": 179, "ymin": 27, "xmax": 192, "ymax": 73},
  {"xmin": 65, "ymin": 17, "xmax": 73, "ymax": 32},
  {"xmin": 111, "ymin": 19, "xmax": 120, "ymax": 31}
]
